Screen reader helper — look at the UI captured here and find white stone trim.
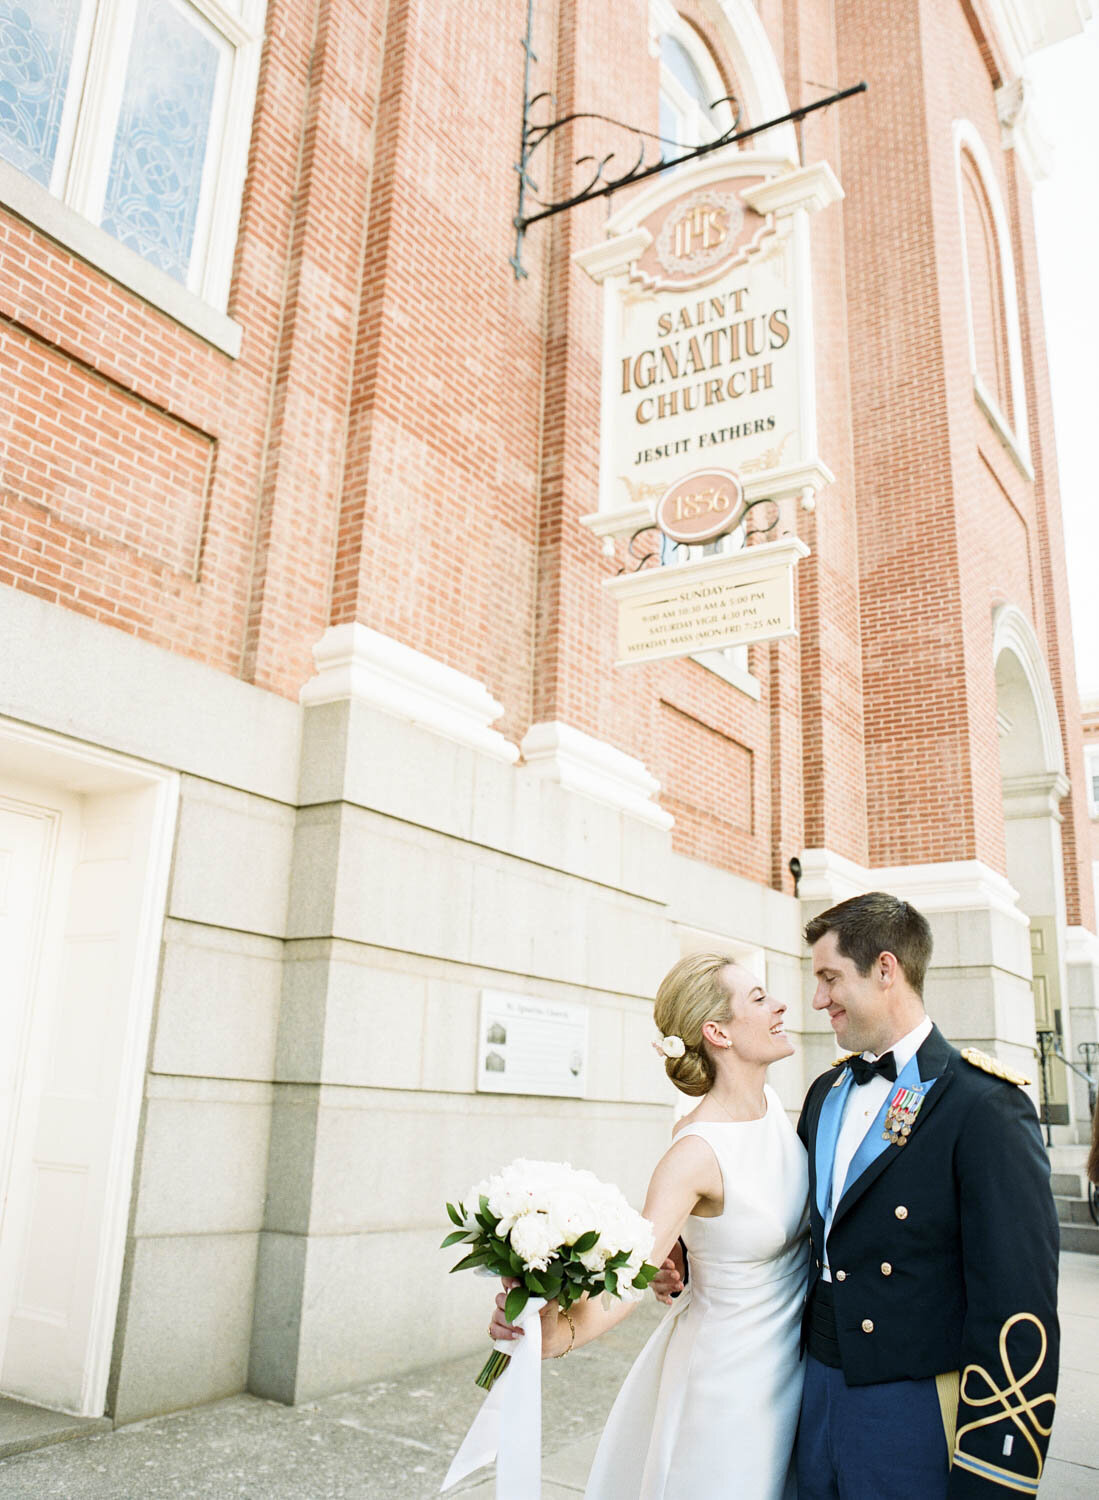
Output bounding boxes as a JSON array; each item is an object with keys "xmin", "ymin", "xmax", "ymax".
[
  {"xmin": 0, "ymin": 588, "xmax": 301, "ymax": 803},
  {"xmin": 710, "ymin": 0, "xmax": 799, "ymax": 159},
  {"xmin": 872, "ymin": 859, "xmax": 1028, "ymax": 927},
  {"xmin": 300, "ymin": 624, "xmax": 518, "ymax": 764},
  {"xmin": 992, "ymin": 603, "xmax": 1067, "ymax": 777},
  {"xmin": 1002, "ymin": 769, "xmax": 1071, "ymax": 821},
  {"xmin": 796, "ymin": 848, "xmax": 870, "ymax": 904},
  {"xmin": 995, "ymin": 76, "xmax": 1053, "ymax": 184},
  {"xmin": 973, "ymin": 371, "xmax": 1035, "ymax": 479},
  {"xmin": 983, "ymin": 0, "xmax": 1092, "ymax": 78},
  {"xmin": 953, "ymin": 118, "xmax": 1032, "ymax": 471},
  {"xmin": 1085, "ymin": 744, "xmax": 1099, "ymax": 817},
  {"xmin": 519, "ymin": 722, "xmax": 675, "ymax": 830},
  {"xmin": 1065, "ymin": 925, "xmax": 1099, "ymax": 967},
  {"xmin": 798, "ymin": 848, "xmax": 1028, "ymax": 927}
]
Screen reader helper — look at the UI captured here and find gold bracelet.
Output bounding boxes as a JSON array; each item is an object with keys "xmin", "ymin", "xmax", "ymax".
[{"xmin": 553, "ymin": 1308, "xmax": 576, "ymax": 1359}]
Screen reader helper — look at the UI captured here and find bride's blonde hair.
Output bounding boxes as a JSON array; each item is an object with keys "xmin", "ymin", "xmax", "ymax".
[{"xmin": 654, "ymin": 953, "xmax": 738, "ymax": 1096}]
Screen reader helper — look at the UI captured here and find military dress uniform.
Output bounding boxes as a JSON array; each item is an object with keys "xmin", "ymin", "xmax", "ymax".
[{"xmin": 795, "ymin": 1021, "xmax": 1059, "ymax": 1499}]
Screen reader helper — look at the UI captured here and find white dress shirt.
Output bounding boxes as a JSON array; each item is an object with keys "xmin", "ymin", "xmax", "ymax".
[{"xmin": 822, "ymin": 1014, "xmax": 933, "ymax": 1279}]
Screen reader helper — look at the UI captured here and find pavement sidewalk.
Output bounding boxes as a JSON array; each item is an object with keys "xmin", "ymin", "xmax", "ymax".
[{"xmin": 0, "ymin": 1252, "xmax": 1094, "ymax": 1499}]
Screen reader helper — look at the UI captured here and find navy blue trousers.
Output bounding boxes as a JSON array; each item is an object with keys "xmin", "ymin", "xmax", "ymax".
[{"xmin": 796, "ymin": 1357, "xmax": 950, "ymax": 1499}]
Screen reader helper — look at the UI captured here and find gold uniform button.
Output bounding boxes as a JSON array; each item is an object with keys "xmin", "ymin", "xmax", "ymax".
[
  {"xmin": 880, "ymin": 1262, "xmax": 893, "ymax": 1276},
  {"xmin": 835, "ymin": 1270, "xmax": 847, "ymax": 1282},
  {"xmin": 861, "ymin": 1319, "xmax": 874, "ymax": 1333},
  {"xmin": 894, "ymin": 1205, "xmax": 908, "ymax": 1220}
]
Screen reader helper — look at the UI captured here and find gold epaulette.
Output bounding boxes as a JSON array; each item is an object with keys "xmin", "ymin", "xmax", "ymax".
[
  {"xmin": 832, "ymin": 1052, "xmax": 856, "ymax": 1068},
  {"xmin": 960, "ymin": 1046, "xmax": 1031, "ymax": 1087}
]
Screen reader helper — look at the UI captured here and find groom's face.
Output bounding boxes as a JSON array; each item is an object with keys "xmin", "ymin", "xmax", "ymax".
[{"xmin": 810, "ymin": 931, "xmax": 887, "ymax": 1054}]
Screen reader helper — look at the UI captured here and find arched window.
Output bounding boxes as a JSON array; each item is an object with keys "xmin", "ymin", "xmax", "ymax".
[
  {"xmin": 953, "ymin": 121, "xmax": 1030, "ymax": 471},
  {"xmin": 655, "ymin": 6, "xmax": 735, "ymax": 158},
  {"xmin": 960, "ymin": 152, "xmax": 1012, "ymax": 425}
]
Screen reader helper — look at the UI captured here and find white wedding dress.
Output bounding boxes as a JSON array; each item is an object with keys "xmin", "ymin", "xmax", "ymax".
[{"xmin": 584, "ymin": 1085, "xmax": 810, "ymax": 1500}]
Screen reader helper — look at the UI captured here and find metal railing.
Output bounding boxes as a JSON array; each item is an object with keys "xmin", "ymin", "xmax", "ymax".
[{"xmin": 1035, "ymin": 1031, "xmax": 1098, "ymax": 1147}]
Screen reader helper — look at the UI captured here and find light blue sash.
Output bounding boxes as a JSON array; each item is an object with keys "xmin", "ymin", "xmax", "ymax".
[{"xmin": 819, "ymin": 1052, "xmax": 937, "ymax": 1246}]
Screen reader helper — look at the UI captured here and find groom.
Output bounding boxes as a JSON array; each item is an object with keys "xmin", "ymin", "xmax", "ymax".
[
  {"xmin": 795, "ymin": 891, "xmax": 1059, "ymax": 1498},
  {"xmin": 658, "ymin": 891, "xmax": 1060, "ymax": 1497}
]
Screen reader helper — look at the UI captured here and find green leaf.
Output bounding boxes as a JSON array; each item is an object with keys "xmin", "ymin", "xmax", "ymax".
[
  {"xmin": 508, "ymin": 1246, "xmax": 525, "ymax": 1276},
  {"xmin": 449, "ymin": 1249, "xmax": 491, "ymax": 1274},
  {"xmin": 446, "ymin": 1202, "xmax": 464, "ymax": 1227},
  {"xmin": 632, "ymin": 1262, "xmax": 658, "ymax": 1289},
  {"xmin": 565, "ymin": 1262, "xmax": 587, "ymax": 1281},
  {"xmin": 606, "ymin": 1250, "xmax": 629, "ymax": 1270},
  {"xmin": 572, "ymin": 1231, "xmax": 599, "ymax": 1254},
  {"xmin": 478, "ymin": 1195, "xmax": 499, "ymax": 1228},
  {"xmin": 525, "ymin": 1271, "xmax": 547, "ymax": 1295},
  {"xmin": 440, "ymin": 1229, "xmax": 474, "ymax": 1249},
  {"xmin": 604, "ymin": 1269, "xmax": 618, "ymax": 1297},
  {"xmin": 504, "ymin": 1286, "xmax": 529, "ymax": 1324}
]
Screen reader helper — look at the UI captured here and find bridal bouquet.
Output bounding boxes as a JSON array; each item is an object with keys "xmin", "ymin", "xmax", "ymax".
[{"xmin": 443, "ymin": 1157, "xmax": 658, "ymax": 1390}]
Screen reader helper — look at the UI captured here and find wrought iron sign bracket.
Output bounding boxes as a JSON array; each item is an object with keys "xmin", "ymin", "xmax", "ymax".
[
  {"xmin": 511, "ymin": 1, "xmax": 866, "ymax": 279},
  {"xmin": 617, "ymin": 496, "xmax": 784, "ymax": 576}
]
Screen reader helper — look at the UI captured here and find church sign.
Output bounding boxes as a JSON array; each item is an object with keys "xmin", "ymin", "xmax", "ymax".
[{"xmin": 574, "ymin": 149, "xmax": 842, "ymax": 664}]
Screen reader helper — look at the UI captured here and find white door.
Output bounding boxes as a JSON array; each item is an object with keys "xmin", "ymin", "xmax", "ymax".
[
  {"xmin": 0, "ymin": 781, "xmax": 157, "ymax": 1413},
  {"xmin": 0, "ymin": 801, "xmax": 60, "ymax": 1249}
]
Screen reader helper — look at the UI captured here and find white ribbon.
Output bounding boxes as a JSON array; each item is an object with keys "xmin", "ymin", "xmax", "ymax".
[{"xmin": 440, "ymin": 1295, "xmax": 547, "ymax": 1497}]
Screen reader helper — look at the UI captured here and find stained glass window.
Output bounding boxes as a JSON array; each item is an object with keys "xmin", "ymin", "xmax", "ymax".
[
  {"xmin": 0, "ymin": 0, "xmax": 82, "ymax": 185},
  {"xmin": 100, "ymin": 0, "xmax": 222, "ymax": 283}
]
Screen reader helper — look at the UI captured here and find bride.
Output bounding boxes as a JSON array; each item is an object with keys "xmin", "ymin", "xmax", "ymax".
[{"xmin": 488, "ymin": 952, "xmax": 809, "ymax": 1500}]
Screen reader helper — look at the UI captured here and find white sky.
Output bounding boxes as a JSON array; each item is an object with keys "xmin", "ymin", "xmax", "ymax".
[{"xmin": 1030, "ymin": 19, "xmax": 1099, "ymax": 700}]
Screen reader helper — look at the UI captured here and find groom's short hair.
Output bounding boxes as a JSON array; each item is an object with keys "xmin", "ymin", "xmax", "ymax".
[{"xmin": 804, "ymin": 892, "xmax": 933, "ymax": 995}]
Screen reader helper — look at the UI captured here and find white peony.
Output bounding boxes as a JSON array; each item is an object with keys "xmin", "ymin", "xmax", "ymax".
[{"xmin": 509, "ymin": 1211, "xmax": 556, "ymax": 1271}]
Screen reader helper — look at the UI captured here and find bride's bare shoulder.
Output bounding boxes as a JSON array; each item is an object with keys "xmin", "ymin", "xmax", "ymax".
[{"xmin": 670, "ymin": 1103, "xmax": 706, "ymax": 1139}]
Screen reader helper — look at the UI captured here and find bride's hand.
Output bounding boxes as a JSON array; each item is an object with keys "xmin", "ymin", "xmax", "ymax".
[
  {"xmin": 487, "ymin": 1283, "xmax": 566, "ymax": 1357},
  {"xmin": 649, "ymin": 1253, "xmax": 685, "ymax": 1304},
  {"xmin": 488, "ymin": 1280, "xmax": 524, "ymax": 1343}
]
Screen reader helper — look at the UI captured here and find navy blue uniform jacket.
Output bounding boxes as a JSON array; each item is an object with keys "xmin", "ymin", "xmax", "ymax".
[{"xmin": 797, "ymin": 1023, "xmax": 1060, "ymax": 1497}]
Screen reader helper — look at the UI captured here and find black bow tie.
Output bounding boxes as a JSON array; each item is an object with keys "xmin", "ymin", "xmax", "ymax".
[{"xmin": 849, "ymin": 1052, "xmax": 897, "ymax": 1086}]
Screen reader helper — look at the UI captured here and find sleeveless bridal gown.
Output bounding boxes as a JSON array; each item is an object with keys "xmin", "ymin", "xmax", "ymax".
[{"xmin": 585, "ymin": 1085, "xmax": 810, "ymax": 1500}]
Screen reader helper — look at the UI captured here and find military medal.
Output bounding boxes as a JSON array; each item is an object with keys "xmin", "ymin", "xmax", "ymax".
[{"xmin": 882, "ymin": 1082, "xmax": 930, "ymax": 1147}]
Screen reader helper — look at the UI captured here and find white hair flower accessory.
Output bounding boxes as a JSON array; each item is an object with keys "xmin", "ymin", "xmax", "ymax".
[{"xmin": 651, "ymin": 1033, "xmax": 686, "ymax": 1059}]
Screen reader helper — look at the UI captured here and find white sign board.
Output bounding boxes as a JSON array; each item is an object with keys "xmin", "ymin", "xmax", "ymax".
[
  {"xmin": 575, "ymin": 152, "xmax": 841, "ymax": 529},
  {"xmin": 477, "ymin": 991, "xmax": 589, "ymax": 1098},
  {"xmin": 606, "ymin": 537, "xmax": 807, "ymax": 666}
]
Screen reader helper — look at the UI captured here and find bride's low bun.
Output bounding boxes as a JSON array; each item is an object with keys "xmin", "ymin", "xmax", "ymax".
[
  {"xmin": 664, "ymin": 1046, "xmax": 714, "ymax": 1098},
  {"xmin": 653, "ymin": 953, "xmax": 738, "ymax": 1097}
]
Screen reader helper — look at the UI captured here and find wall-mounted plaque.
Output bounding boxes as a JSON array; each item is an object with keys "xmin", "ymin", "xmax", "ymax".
[{"xmin": 477, "ymin": 991, "xmax": 589, "ymax": 1098}]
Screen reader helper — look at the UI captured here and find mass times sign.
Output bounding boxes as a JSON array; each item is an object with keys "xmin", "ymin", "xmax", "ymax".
[{"xmin": 606, "ymin": 535, "xmax": 809, "ymax": 666}]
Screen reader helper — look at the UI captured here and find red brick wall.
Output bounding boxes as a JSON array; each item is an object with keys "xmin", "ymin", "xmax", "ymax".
[{"xmin": 0, "ymin": 0, "xmax": 1092, "ymax": 921}]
